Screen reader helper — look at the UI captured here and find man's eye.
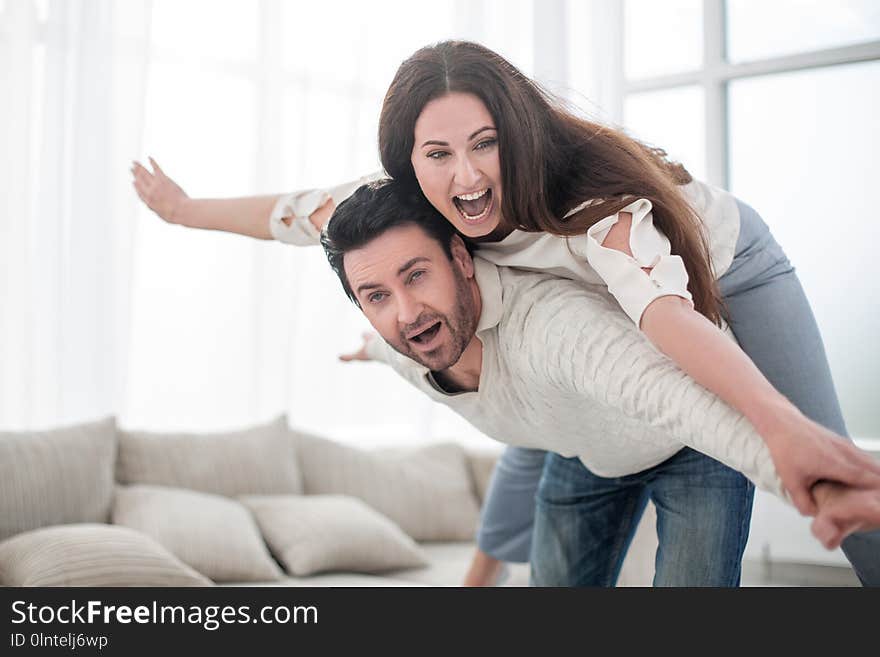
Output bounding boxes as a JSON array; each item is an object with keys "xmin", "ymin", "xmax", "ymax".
[{"xmin": 368, "ymin": 292, "xmax": 386, "ymax": 303}]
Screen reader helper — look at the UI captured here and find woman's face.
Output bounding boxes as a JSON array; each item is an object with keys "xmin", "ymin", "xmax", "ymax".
[{"xmin": 411, "ymin": 92, "xmax": 504, "ymax": 239}]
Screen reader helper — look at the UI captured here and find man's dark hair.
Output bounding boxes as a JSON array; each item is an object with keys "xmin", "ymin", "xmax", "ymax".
[{"xmin": 321, "ymin": 178, "xmax": 472, "ymax": 307}]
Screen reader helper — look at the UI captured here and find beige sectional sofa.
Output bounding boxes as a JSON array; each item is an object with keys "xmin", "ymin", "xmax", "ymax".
[{"xmin": 0, "ymin": 415, "xmax": 532, "ymax": 587}]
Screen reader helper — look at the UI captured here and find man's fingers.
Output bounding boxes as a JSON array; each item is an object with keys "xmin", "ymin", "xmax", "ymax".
[
  {"xmin": 811, "ymin": 516, "xmax": 842, "ymax": 550},
  {"xmin": 788, "ymin": 486, "xmax": 817, "ymax": 516}
]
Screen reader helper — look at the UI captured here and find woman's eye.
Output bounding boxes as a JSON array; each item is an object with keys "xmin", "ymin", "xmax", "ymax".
[
  {"xmin": 409, "ymin": 270, "xmax": 425, "ymax": 283},
  {"xmin": 475, "ymin": 138, "xmax": 497, "ymax": 150},
  {"xmin": 427, "ymin": 151, "xmax": 448, "ymax": 160}
]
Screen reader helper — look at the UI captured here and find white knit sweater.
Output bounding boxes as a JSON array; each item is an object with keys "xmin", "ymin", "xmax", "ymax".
[{"xmin": 367, "ymin": 257, "xmax": 786, "ymax": 499}]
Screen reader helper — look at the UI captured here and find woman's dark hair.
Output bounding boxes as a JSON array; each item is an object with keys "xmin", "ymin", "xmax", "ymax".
[
  {"xmin": 321, "ymin": 178, "xmax": 470, "ymax": 307},
  {"xmin": 379, "ymin": 40, "xmax": 724, "ymax": 325}
]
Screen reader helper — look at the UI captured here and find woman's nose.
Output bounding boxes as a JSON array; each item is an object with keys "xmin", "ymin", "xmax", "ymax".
[{"xmin": 453, "ymin": 154, "xmax": 480, "ymax": 189}]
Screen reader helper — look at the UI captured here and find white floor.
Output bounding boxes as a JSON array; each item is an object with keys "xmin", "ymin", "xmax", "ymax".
[{"xmin": 741, "ymin": 559, "xmax": 861, "ymax": 587}]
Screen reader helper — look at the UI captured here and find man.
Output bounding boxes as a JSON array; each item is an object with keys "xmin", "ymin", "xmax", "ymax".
[{"xmin": 320, "ymin": 179, "xmax": 880, "ymax": 585}]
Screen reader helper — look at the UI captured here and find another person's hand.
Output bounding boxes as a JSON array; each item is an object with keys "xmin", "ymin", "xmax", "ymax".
[
  {"xmin": 338, "ymin": 332, "xmax": 377, "ymax": 362},
  {"xmin": 131, "ymin": 157, "xmax": 189, "ymax": 224},
  {"xmin": 763, "ymin": 409, "xmax": 880, "ymax": 515},
  {"xmin": 810, "ymin": 480, "xmax": 880, "ymax": 549},
  {"xmin": 462, "ymin": 548, "xmax": 505, "ymax": 586}
]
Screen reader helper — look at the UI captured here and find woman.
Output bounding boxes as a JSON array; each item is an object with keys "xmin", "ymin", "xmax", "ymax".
[{"xmin": 132, "ymin": 41, "xmax": 880, "ymax": 585}]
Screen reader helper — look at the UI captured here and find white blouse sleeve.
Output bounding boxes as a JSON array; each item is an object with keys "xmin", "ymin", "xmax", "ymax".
[
  {"xmin": 268, "ymin": 170, "xmax": 386, "ymax": 246},
  {"xmin": 582, "ymin": 198, "xmax": 694, "ymax": 326}
]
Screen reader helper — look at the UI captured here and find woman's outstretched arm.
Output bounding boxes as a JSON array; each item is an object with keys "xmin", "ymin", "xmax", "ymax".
[
  {"xmin": 130, "ymin": 158, "xmax": 333, "ymax": 239},
  {"xmin": 602, "ymin": 213, "xmax": 880, "ymax": 516}
]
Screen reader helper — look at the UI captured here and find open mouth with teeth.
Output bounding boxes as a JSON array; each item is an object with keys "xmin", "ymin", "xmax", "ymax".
[
  {"xmin": 453, "ymin": 188, "xmax": 494, "ymax": 224},
  {"xmin": 408, "ymin": 321, "xmax": 443, "ymax": 348}
]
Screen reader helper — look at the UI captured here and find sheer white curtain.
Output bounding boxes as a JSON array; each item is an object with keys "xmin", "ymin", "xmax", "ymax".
[
  {"xmin": 0, "ymin": 0, "xmax": 150, "ymax": 429},
  {"xmin": 2, "ymin": 0, "xmax": 555, "ymax": 447}
]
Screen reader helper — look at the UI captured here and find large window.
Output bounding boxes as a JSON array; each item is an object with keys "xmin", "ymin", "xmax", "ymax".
[
  {"xmin": 616, "ymin": 0, "xmax": 880, "ymax": 564},
  {"xmin": 620, "ymin": 0, "xmax": 880, "ymax": 444}
]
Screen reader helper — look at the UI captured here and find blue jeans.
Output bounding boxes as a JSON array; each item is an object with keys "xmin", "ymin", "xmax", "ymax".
[
  {"xmin": 530, "ymin": 448, "xmax": 754, "ymax": 586},
  {"xmin": 477, "ymin": 198, "xmax": 880, "ymax": 585}
]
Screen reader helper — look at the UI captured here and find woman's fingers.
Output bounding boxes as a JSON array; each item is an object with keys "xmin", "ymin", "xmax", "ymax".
[
  {"xmin": 131, "ymin": 162, "xmax": 154, "ymax": 191},
  {"xmin": 148, "ymin": 157, "xmax": 165, "ymax": 178},
  {"xmin": 131, "ymin": 160, "xmax": 152, "ymax": 180},
  {"xmin": 132, "ymin": 181, "xmax": 148, "ymax": 203},
  {"xmin": 830, "ymin": 443, "xmax": 880, "ymax": 486}
]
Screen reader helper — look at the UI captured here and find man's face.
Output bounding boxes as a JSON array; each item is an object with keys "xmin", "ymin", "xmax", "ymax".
[{"xmin": 344, "ymin": 224, "xmax": 479, "ymax": 371}]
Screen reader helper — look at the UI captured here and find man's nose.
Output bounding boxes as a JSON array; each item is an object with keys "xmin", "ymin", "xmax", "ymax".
[
  {"xmin": 396, "ymin": 292, "xmax": 424, "ymax": 326},
  {"xmin": 453, "ymin": 154, "xmax": 480, "ymax": 189}
]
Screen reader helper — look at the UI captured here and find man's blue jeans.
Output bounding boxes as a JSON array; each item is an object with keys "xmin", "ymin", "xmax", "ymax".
[{"xmin": 530, "ymin": 448, "xmax": 755, "ymax": 586}]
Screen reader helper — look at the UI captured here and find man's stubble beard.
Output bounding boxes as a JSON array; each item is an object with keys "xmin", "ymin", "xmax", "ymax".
[{"xmin": 386, "ymin": 267, "xmax": 478, "ymax": 372}]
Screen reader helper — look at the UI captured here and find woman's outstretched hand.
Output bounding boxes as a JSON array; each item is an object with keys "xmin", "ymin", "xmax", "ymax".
[{"xmin": 131, "ymin": 157, "xmax": 188, "ymax": 224}]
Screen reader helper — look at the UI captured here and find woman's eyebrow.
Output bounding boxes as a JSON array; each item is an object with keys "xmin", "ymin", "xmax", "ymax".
[{"xmin": 419, "ymin": 126, "xmax": 496, "ymax": 148}]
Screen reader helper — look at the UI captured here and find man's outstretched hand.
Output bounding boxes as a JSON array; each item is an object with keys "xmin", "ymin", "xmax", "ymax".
[{"xmin": 338, "ymin": 332, "xmax": 377, "ymax": 362}]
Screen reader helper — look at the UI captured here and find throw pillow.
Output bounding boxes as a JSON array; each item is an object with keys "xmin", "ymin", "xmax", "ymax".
[
  {"xmin": 240, "ymin": 495, "xmax": 428, "ymax": 576},
  {"xmin": 0, "ymin": 524, "xmax": 211, "ymax": 586},
  {"xmin": 116, "ymin": 415, "xmax": 301, "ymax": 498},
  {"xmin": 295, "ymin": 432, "xmax": 480, "ymax": 541},
  {"xmin": 0, "ymin": 417, "xmax": 116, "ymax": 541},
  {"xmin": 113, "ymin": 485, "xmax": 283, "ymax": 583}
]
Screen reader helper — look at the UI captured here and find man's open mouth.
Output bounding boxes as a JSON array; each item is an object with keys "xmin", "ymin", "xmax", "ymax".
[
  {"xmin": 408, "ymin": 321, "xmax": 442, "ymax": 345},
  {"xmin": 453, "ymin": 188, "xmax": 493, "ymax": 223}
]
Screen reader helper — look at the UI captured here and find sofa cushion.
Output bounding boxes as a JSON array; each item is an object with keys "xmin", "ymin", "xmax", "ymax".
[
  {"xmin": 0, "ymin": 417, "xmax": 117, "ymax": 541},
  {"xmin": 241, "ymin": 495, "xmax": 428, "ymax": 577},
  {"xmin": 295, "ymin": 432, "xmax": 481, "ymax": 541},
  {"xmin": 113, "ymin": 485, "xmax": 283, "ymax": 583},
  {"xmin": 116, "ymin": 415, "xmax": 301, "ymax": 497},
  {"xmin": 0, "ymin": 524, "xmax": 211, "ymax": 586}
]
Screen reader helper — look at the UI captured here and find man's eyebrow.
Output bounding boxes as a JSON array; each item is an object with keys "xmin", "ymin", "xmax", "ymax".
[
  {"xmin": 420, "ymin": 126, "xmax": 495, "ymax": 148},
  {"xmin": 354, "ymin": 257, "xmax": 431, "ymax": 296},
  {"xmin": 397, "ymin": 256, "xmax": 430, "ymax": 276},
  {"xmin": 355, "ymin": 281, "xmax": 381, "ymax": 295}
]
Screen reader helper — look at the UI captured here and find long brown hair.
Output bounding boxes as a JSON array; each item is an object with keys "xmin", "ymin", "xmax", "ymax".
[{"xmin": 379, "ymin": 40, "xmax": 724, "ymax": 325}]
